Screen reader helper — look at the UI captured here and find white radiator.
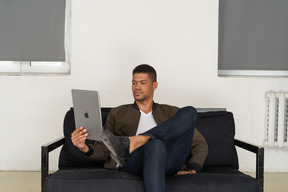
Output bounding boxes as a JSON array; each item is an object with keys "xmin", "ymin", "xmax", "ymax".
[{"xmin": 265, "ymin": 91, "xmax": 288, "ymax": 148}]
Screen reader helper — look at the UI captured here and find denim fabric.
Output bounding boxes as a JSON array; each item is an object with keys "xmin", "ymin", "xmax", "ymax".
[{"xmin": 119, "ymin": 106, "xmax": 197, "ymax": 192}]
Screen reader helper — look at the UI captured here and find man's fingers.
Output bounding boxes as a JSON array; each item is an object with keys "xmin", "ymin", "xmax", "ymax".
[
  {"xmin": 75, "ymin": 137, "xmax": 87, "ymax": 146},
  {"xmin": 71, "ymin": 127, "xmax": 84, "ymax": 136},
  {"xmin": 71, "ymin": 127, "xmax": 87, "ymax": 138},
  {"xmin": 74, "ymin": 133, "xmax": 88, "ymax": 143},
  {"xmin": 175, "ymin": 170, "xmax": 196, "ymax": 176},
  {"xmin": 71, "ymin": 127, "xmax": 88, "ymax": 147},
  {"xmin": 176, "ymin": 171, "xmax": 185, "ymax": 175},
  {"xmin": 71, "ymin": 127, "xmax": 81, "ymax": 138}
]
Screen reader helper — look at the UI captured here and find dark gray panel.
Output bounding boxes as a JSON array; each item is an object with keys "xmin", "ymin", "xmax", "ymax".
[
  {"xmin": 218, "ymin": 0, "xmax": 288, "ymax": 71},
  {"xmin": 0, "ymin": 0, "xmax": 66, "ymax": 61}
]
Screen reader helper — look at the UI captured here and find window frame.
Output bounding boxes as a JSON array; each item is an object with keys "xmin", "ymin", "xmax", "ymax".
[
  {"xmin": 218, "ymin": 0, "xmax": 288, "ymax": 77},
  {"xmin": 0, "ymin": 0, "xmax": 71, "ymax": 76}
]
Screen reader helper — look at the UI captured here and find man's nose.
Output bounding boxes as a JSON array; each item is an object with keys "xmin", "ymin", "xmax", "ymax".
[{"xmin": 135, "ymin": 83, "xmax": 141, "ymax": 89}]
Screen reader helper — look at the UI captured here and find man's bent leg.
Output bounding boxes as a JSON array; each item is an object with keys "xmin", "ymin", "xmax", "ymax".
[
  {"xmin": 119, "ymin": 139, "xmax": 166, "ymax": 192},
  {"xmin": 143, "ymin": 139, "xmax": 166, "ymax": 192},
  {"xmin": 141, "ymin": 106, "xmax": 197, "ymax": 176},
  {"xmin": 119, "ymin": 147, "xmax": 144, "ymax": 176},
  {"xmin": 164, "ymin": 128, "xmax": 194, "ymax": 176}
]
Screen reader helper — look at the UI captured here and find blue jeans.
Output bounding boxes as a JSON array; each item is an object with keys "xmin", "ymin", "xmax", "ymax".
[{"xmin": 119, "ymin": 106, "xmax": 197, "ymax": 192}]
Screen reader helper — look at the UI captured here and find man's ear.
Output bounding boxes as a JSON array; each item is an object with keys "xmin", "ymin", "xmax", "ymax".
[{"xmin": 153, "ymin": 82, "xmax": 158, "ymax": 90}]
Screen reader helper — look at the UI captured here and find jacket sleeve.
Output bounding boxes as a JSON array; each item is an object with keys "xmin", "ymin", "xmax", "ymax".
[
  {"xmin": 187, "ymin": 129, "xmax": 208, "ymax": 172},
  {"xmin": 84, "ymin": 141, "xmax": 110, "ymax": 162}
]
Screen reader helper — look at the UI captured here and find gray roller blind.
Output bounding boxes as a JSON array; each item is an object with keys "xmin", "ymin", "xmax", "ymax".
[
  {"xmin": 0, "ymin": 0, "xmax": 66, "ymax": 61},
  {"xmin": 218, "ymin": 0, "xmax": 288, "ymax": 74}
]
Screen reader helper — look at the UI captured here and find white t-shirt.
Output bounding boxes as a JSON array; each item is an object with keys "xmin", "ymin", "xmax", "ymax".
[{"xmin": 135, "ymin": 110, "xmax": 157, "ymax": 135}]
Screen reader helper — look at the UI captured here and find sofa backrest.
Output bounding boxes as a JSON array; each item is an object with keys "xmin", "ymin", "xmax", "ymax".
[
  {"xmin": 59, "ymin": 108, "xmax": 239, "ymax": 170},
  {"xmin": 196, "ymin": 111, "xmax": 239, "ymax": 169}
]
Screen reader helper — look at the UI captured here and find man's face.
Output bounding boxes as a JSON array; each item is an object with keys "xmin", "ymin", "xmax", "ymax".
[{"xmin": 132, "ymin": 73, "xmax": 158, "ymax": 102}]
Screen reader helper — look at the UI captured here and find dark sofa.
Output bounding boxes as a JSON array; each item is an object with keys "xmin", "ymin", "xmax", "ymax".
[{"xmin": 41, "ymin": 108, "xmax": 264, "ymax": 192}]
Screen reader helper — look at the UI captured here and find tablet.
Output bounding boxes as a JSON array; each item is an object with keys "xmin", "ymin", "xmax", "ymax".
[{"xmin": 72, "ymin": 89, "xmax": 102, "ymax": 141}]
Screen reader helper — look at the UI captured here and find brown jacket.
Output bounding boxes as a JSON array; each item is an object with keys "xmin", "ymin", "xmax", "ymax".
[{"xmin": 85, "ymin": 103, "xmax": 208, "ymax": 172}]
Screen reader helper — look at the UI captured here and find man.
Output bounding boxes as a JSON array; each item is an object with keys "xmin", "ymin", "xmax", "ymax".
[{"xmin": 71, "ymin": 64, "xmax": 208, "ymax": 192}]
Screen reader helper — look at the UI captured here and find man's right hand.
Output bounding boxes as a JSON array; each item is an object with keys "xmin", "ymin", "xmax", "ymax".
[{"xmin": 71, "ymin": 127, "xmax": 89, "ymax": 153}]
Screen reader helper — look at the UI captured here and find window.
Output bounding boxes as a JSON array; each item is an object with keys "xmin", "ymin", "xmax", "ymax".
[
  {"xmin": 0, "ymin": 0, "xmax": 71, "ymax": 75},
  {"xmin": 218, "ymin": 0, "xmax": 288, "ymax": 77}
]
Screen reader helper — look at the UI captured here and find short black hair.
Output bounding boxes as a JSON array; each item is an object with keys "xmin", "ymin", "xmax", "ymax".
[{"xmin": 133, "ymin": 64, "xmax": 157, "ymax": 82}]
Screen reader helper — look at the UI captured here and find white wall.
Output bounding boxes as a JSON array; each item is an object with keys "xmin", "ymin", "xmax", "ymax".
[{"xmin": 0, "ymin": 0, "xmax": 287, "ymax": 172}]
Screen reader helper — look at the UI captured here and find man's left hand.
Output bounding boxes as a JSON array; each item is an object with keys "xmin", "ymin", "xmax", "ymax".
[{"xmin": 176, "ymin": 170, "xmax": 197, "ymax": 176}]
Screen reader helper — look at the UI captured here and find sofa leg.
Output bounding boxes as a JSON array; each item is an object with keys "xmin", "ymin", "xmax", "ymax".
[
  {"xmin": 41, "ymin": 146, "xmax": 49, "ymax": 192},
  {"xmin": 256, "ymin": 147, "xmax": 264, "ymax": 192}
]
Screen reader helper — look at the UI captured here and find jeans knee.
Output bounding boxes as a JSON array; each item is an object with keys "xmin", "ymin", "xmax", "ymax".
[
  {"xmin": 144, "ymin": 139, "xmax": 166, "ymax": 156},
  {"xmin": 185, "ymin": 106, "xmax": 197, "ymax": 115},
  {"xmin": 180, "ymin": 106, "xmax": 197, "ymax": 122}
]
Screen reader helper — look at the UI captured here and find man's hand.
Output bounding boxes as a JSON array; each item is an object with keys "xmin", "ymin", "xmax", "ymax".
[
  {"xmin": 71, "ymin": 127, "xmax": 89, "ymax": 153},
  {"xmin": 176, "ymin": 170, "xmax": 197, "ymax": 176}
]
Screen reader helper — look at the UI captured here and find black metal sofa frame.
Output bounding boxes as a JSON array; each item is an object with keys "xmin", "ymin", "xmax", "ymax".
[{"xmin": 41, "ymin": 108, "xmax": 264, "ymax": 192}]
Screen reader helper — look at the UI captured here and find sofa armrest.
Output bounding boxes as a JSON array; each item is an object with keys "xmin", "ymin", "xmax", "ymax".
[
  {"xmin": 234, "ymin": 139, "xmax": 264, "ymax": 192},
  {"xmin": 41, "ymin": 137, "xmax": 65, "ymax": 192}
]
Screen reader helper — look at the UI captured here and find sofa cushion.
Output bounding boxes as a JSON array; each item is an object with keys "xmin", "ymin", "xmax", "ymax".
[
  {"xmin": 44, "ymin": 168, "xmax": 258, "ymax": 192},
  {"xmin": 196, "ymin": 111, "xmax": 239, "ymax": 169}
]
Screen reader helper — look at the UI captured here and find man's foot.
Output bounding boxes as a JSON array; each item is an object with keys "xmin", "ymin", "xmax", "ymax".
[{"xmin": 101, "ymin": 130, "xmax": 130, "ymax": 167}]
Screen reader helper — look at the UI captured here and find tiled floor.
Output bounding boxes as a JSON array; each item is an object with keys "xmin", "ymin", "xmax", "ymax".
[
  {"xmin": 0, "ymin": 171, "xmax": 40, "ymax": 192},
  {"xmin": 246, "ymin": 172, "xmax": 288, "ymax": 192},
  {"xmin": 0, "ymin": 171, "xmax": 287, "ymax": 192}
]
